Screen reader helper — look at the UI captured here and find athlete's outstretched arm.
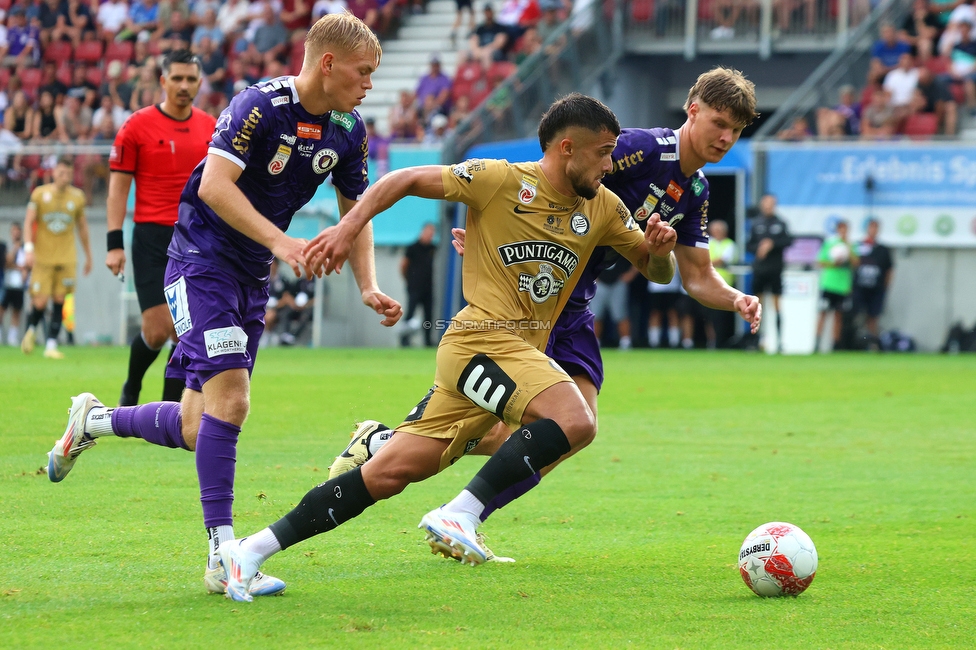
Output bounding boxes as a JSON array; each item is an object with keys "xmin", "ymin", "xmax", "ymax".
[
  {"xmin": 337, "ymin": 191, "xmax": 402, "ymax": 327},
  {"xmin": 198, "ymin": 154, "xmax": 311, "ymax": 279},
  {"xmin": 676, "ymin": 243, "xmax": 761, "ymax": 333},
  {"xmin": 305, "ymin": 165, "xmax": 445, "ymax": 276}
]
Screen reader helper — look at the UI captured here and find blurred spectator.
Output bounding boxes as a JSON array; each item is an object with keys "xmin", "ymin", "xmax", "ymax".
[
  {"xmin": 224, "ymin": 57, "xmax": 257, "ymax": 95},
  {"xmin": 96, "ymin": 0, "xmax": 130, "ymax": 41},
  {"xmin": 815, "ymin": 219, "xmax": 858, "ymax": 353},
  {"xmin": 92, "ymin": 93, "xmax": 131, "ymax": 133},
  {"xmin": 264, "ymin": 259, "xmax": 315, "ymax": 346},
  {"xmin": 68, "ymin": 64, "xmax": 98, "ymax": 108},
  {"xmin": 514, "ymin": 25, "xmax": 540, "ymax": 64},
  {"xmin": 861, "ymin": 88, "xmax": 897, "ymax": 138},
  {"xmin": 38, "ymin": 0, "xmax": 68, "ymax": 47},
  {"xmin": 423, "ymin": 112, "xmax": 450, "ymax": 144},
  {"xmin": 496, "ymin": 0, "xmax": 539, "ymax": 37},
  {"xmin": 129, "ymin": 61, "xmax": 162, "ymax": 111},
  {"xmin": 647, "ymin": 267, "xmax": 690, "ymax": 349},
  {"xmin": 312, "ymin": 0, "xmax": 348, "ymax": 20},
  {"xmin": 55, "ymin": 0, "xmax": 94, "ymax": 47},
  {"xmin": 816, "ymin": 84, "xmax": 861, "ymax": 137},
  {"xmin": 776, "ymin": 115, "xmax": 812, "ymax": 140},
  {"xmin": 190, "ymin": 0, "xmax": 221, "ymax": 26},
  {"xmin": 710, "ymin": 0, "xmax": 758, "ymax": 39},
  {"xmin": 447, "ymin": 93, "xmax": 471, "ymax": 128},
  {"xmin": 191, "ymin": 7, "xmax": 223, "ymax": 47},
  {"xmin": 157, "ymin": 0, "xmax": 191, "ymax": 34},
  {"xmin": 259, "ymin": 58, "xmax": 285, "ymax": 81},
  {"xmin": 592, "ymin": 253, "xmax": 638, "ymax": 350},
  {"xmin": 883, "ymin": 52, "xmax": 919, "ymax": 124},
  {"xmin": 132, "ymin": 30, "xmax": 152, "ymax": 66},
  {"xmin": 899, "ymin": 0, "xmax": 940, "ymax": 62},
  {"xmin": 870, "ymin": 23, "xmax": 912, "ymax": 80},
  {"xmin": 217, "ymin": 0, "xmax": 250, "ymax": 36},
  {"xmin": 250, "ymin": 2, "xmax": 289, "ymax": 66},
  {"xmin": 39, "ymin": 61, "xmax": 68, "ymax": 101},
  {"xmin": 346, "ymin": 0, "xmax": 378, "ymax": 31},
  {"xmin": 450, "ymin": 0, "xmax": 475, "ymax": 49},
  {"xmin": 364, "ymin": 116, "xmax": 389, "ymax": 176},
  {"xmin": 389, "ymin": 89, "xmax": 420, "ymax": 140},
  {"xmin": 469, "ymin": 4, "xmax": 508, "ymax": 68},
  {"xmin": 159, "ymin": 8, "xmax": 194, "ymax": 50},
  {"xmin": 61, "ymin": 90, "xmax": 93, "ymax": 140},
  {"xmin": 6, "ymin": 7, "xmax": 41, "ymax": 68},
  {"xmin": 0, "ymin": 10, "xmax": 8, "ymax": 63},
  {"xmin": 704, "ymin": 219, "xmax": 736, "ymax": 349},
  {"xmin": 746, "ymin": 194, "xmax": 791, "ymax": 351},
  {"xmin": 196, "ymin": 35, "xmax": 226, "ymax": 89},
  {"xmin": 774, "ymin": 0, "xmax": 815, "ymax": 33},
  {"xmin": 416, "ymin": 53, "xmax": 452, "ymax": 117},
  {"xmin": 853, "ymin": 218, "xmax": 893, "ymax": 346},
  {"xmin": 1, "ymin": 223, "xmax": 27, "ymax": 346},
  {"xmin": 3, "ymin": 90, "xmax": 34, "ymax": 180},
  {"xmin": 937, "ymin": 4, "xmax": 975, "ymax": 56},
  {"xmin": 911, "ymin": 66, "xmax": 957, "ymax": 133},
  {"xmin": 118, "ymin": 0, "xmax": 159, "ymax": 41},
  {"xmin": 944, "ymin": 20, "xmax": 976, "ymax": 111},
  {"xmin": 32, "ymin": 89, "xmax": 63, "ymax": 143},
  {"xmin": 100, "ymin": 60, "xmax": 135, "ymax": 110},
  {"xmin": 399, "ymin": 222, "xmax": 436, "ymax": 348},
  {"xmin": 280, "ymin": 0, "xmax": 311, "ymax": 31}
]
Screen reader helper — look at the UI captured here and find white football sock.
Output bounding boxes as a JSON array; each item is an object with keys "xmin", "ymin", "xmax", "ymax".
[
  {"xmin": 85, "ymin": 406, "xmax": 115, "ymax": 437},
  {"xmin": 443, "ymin": 489, "xmax": 485, "ymax": 519},
  {"xmin": 668, "ymin": 326, "xmax": 680, "ymax": 347},
  {"xmin": 241, "ymin": 528, "xmax": 282, "ymax": 564},
  {"xmin": 649, "ymin": 327, "xmax": 661, "ymax": 347},
  {"xmin": 208, "ymin": 525, "xmax": 235, "ymax": 568},
  {"xmin": 368, "ymin": 428, "xmax": 394, "ymax": 456}
]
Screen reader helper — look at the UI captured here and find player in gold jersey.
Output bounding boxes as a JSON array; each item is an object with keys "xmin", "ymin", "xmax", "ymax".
[
  {"xmin": 21, "ymin": 157, "xmax": 92, "ymax": 359},
  {"xmin": 215, "ymin": 94, "xmax": 678, "ymax": 601}
]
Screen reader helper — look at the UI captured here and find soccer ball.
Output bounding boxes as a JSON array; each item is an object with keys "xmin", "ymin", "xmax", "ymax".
[
  {"xmin": 829, "ymin": 242, "xmax": 850, "ymax": 265},
  {"xmin": 738, "ymin": 522, "xmax": 818, "ymax": 597}
]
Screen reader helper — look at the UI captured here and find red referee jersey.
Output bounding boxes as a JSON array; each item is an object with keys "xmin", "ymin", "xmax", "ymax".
[{"xmin": 109, "ymin": 105, "xmax": 217, "ymax": 226}]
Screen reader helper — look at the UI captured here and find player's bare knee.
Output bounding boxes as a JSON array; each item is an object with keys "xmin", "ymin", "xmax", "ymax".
[{"xmin": 553, "ymin": 406, "xmax": 596, "ymax": 448}]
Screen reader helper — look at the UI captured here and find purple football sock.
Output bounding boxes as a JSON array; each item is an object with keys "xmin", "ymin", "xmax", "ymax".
[
  {"xmin": 196, "ymin": 413, "xmax": 241, "ymax": 529},
  {"xmin": 480, "ymin": 471, "xmax": 542, "ymax": 522},
  {"xmin": 111, "ymin": 402, "xmax": 189, "ymax": 450}
]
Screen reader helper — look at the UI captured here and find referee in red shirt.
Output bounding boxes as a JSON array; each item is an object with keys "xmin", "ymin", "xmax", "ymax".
[{"xmin": 105, "ymin": 50, "xmax": 217, "ymax": 405}]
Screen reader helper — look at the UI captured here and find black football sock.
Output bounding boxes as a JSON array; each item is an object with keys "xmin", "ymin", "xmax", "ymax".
[
  {"xmin": 269, "ymin": 467, "xmax": 376, "ymax": 551},
  {"xmin": 124, "ymin": 333, "xmax": 162, "ymax": 399},
  {"xmin": 27, "ymin": 305, "xmax": 44, "ymax": 329},
  {"xmin": 465, "ymin": 418, "xmax": 570, "ymax": 507},
  {"xmin": 161, "ymin": 346, "xmax": 185, "ymax": 402},
  {"xmin": 47, "ymin": 302, "xmax": 63, "ymax": 341}
]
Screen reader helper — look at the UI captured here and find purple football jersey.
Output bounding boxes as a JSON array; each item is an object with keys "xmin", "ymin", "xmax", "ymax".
[
  {"xmin": 169, "ymin": 76, "xmax": 369, "ymax": 285},
  {"xmin": 562, "ymin": 127, "xmax": 711, "ymax": 312}
]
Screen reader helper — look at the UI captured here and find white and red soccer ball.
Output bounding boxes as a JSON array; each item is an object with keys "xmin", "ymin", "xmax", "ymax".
[{"xmin": 738, "ymin": 522, "xmax": 818, "ymax": 597}]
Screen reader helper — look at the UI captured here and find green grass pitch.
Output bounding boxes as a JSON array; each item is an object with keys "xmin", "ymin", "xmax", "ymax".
[{"xmin": 1, "ymin": 347, "xmax": 974, "ymax": 648}]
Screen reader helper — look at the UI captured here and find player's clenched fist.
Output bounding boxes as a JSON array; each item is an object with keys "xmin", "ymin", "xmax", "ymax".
[{"xmin": 643, "ymin": 213, "xmax": 677, "ymax": 257}]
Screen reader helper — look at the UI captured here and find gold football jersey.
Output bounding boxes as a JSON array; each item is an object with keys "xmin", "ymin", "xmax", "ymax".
[
  {"xmin": 441, "ymin": 158, "xmax": 643, "ymax": 351},
  {"xmin": 29, "ymin": 184, "xmax": 86, "ymax": 265}
]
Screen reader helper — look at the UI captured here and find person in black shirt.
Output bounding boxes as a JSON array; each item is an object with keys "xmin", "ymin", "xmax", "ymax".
[
  {"xmin": 853, "ymin": 218, "xmax": 894, "ymax": 346},
  {"xmin": 401, "ymin": 222, "xmax": 436, "ymax": 347},
  {"xmin": 746, "ymin": 193, "xmax": 792, "ymax": 350}
]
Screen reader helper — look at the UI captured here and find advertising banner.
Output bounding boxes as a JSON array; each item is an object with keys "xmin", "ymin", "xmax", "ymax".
[{"xmin": 764, "ymin": 142, "xmax": 976, "ymax": 247}]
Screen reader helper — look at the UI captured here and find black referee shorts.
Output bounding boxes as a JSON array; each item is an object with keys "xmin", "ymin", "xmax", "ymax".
[{"xmin": 132, "ymin": 222, "xmax": 175, "ymax": 312}]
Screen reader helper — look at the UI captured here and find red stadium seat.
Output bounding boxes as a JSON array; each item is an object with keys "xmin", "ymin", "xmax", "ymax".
[
  {"xmin": 949, "ymin": 81, "xmax": 965, "ymax": 105},
  {"xmin": 902, "ymin": 112, "xmax": 939, "ymax": 139},
  {"xmin": 43, "ymin": 41, "xmax": 73, "ymax": 64},
  {"xmin": 697, "ymin": 0, "xmax": 713, "ymax": 20},
  {"xmin": 631, "ymin": 0, "xmax": 654, "ymax": 22},
  {"xmin": 0, "ymin": 67, "xmax": 10, "ymax": 90},
  {"xmin": 84, "ymin": 66, "xmax": 103, "ymax": 86},
  {"xmin": 487, "ymin": 60, "xmax": 516, "ymax": 85},
  {"xmin": 925, "ymin": 56, "xmax": 950, "ymax": 76},
  {"xmin": 19, "ymin": 67, "xmax": 43, "ymax": 101},
  {"xmin": 56, "ymin": 61, "xmax": 73, "ymax": 86},
  {"xmin": 0, "ymin": 0, "xmax": 11, "ymax": 10},
  {"xmin": 105, "ymin": 40, "xmax": 134, "ymax": 65},
  {"xmin": 74, "ymin": 40, "xmax": 104, "ymax": 64}
]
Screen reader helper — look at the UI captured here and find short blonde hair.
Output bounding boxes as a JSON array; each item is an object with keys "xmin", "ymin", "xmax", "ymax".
[
  {"xmin": 303, "ymin": 12, "xmax": 382, "ymax": 68},
  {"xmin": 684, "ymin": 66, "xmax": 759, "ymax": 126}
]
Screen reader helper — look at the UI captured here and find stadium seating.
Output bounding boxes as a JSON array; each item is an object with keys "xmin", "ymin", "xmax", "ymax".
[
  {"xmin": 902, "ymin": 113, "xmax": 939, "ymax": 139},
  {"xmin": 19, "ymin": 67, "xmax": 43, "ymax": 101},
  {"xmin": 105, "ymin": 41, "xmax": 134, "ymax": 66},
  {"xmin": 74, "ymin": 41, "xmax": 104, "ymax": 64},
  {"xmin": 43, "ymin": 41, "xmax": 73, "ymax": 64},
  {"xmin": 631, "ymin": 0, "xmax": 653, "ymax": 22}
]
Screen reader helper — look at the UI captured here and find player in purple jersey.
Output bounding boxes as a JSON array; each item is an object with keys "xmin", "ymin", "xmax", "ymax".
[
  {"xmin": 44, "ymin": 13, "xmax": 402, "ymax": 596},
  {"xmin": 328, "ymin": 67, "xmax": 765, "ymax": 562}
]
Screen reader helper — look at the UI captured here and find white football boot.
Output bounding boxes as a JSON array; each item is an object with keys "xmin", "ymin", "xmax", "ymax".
[
  {"xmin": 419, "ymin": 507, "xmax": 488, "ymax": 566},
  {"xmin": 47, "ymin": 393, "xmax": 101, "ymax": 482}
]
